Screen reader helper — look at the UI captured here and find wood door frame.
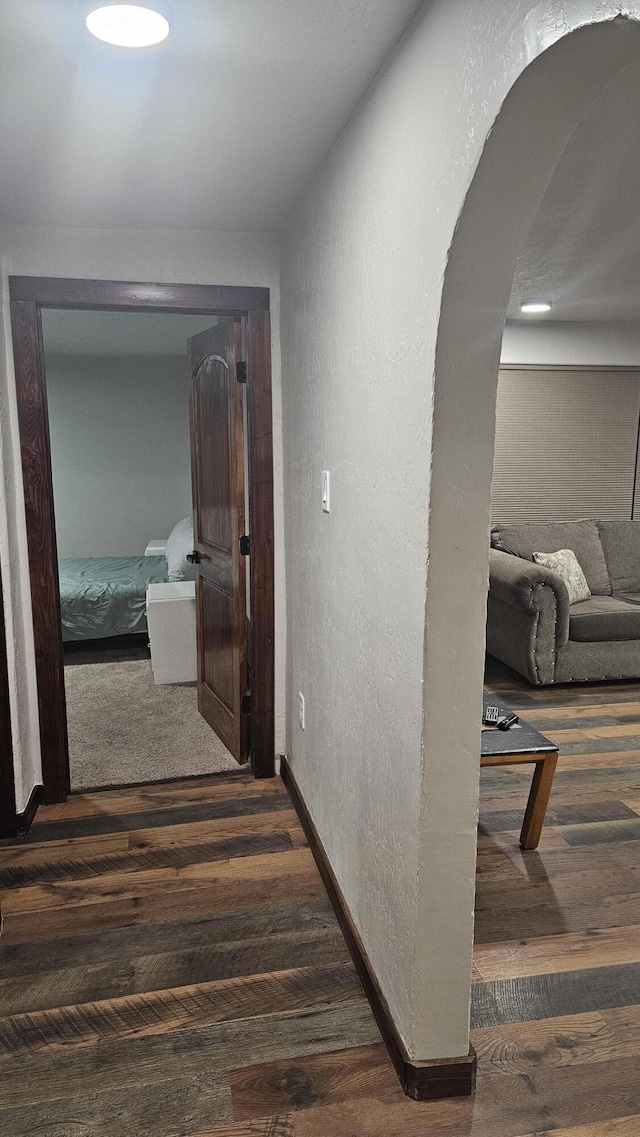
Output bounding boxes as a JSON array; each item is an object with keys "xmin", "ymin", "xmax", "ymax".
[
  {"xmin": 0, "ymin": 557, "xmax": 18, "ymax": 837},
  {"xmin": 10, "ymin": 276, "xmax": 275, "ymax": 804}
]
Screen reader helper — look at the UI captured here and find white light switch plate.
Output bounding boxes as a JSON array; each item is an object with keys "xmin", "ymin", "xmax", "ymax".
[
  {"xmin": 298, "ymin": 692, "xmax": 305, "ymax": 730},
  {"xmin": 321, "ymin": 470, "xmax": 330, "ymax": 512}
]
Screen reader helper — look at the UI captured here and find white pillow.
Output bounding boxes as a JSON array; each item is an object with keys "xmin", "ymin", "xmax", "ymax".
[
  {"xmin": 533, "ymin": 548, "xmax": 591, "ymax": 605},
  {"xmin": 166, "ymin": 516, "xmax": 195, "ymax": 581}
]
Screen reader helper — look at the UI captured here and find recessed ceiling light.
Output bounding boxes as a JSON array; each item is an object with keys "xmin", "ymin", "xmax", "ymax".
[
  {"xmin": 86, "ymin": 5, "xmax": 169, "ymax": 48},
  {"xmin": 520, "ymin": 301, "xmax": 552, "ymax": 314}
]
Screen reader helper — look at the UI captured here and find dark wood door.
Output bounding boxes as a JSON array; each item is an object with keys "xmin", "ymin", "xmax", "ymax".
[{"xmin": 188, "ymin": 319, "xmax": 248, "ymax": 762}]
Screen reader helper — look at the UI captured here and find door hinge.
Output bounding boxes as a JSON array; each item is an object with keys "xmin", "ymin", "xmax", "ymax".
[
  {"xmin": 241, "ymin": 693, "xmax": 251, "ymax": 715},
  {"xmin": 240, "ymin": 534, "xmax": 250, "ymax": 556},
  {"xmin": 236, "ymin": 361, "xmax": 247, "ymax": 383}
]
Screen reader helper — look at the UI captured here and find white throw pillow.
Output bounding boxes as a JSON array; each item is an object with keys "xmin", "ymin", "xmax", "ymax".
[
  {"xmin": 166, "ymin": 516, "xmax": 195, "ymax": 581},
  {"xmin": 533, "ymin": 548, "xmax": 591, "ymax": 605}
]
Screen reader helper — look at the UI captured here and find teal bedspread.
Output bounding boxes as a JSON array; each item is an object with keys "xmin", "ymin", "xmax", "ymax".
[{"xmin": 59, "ymin": 556, "xmax": 168, "ymax": 642}]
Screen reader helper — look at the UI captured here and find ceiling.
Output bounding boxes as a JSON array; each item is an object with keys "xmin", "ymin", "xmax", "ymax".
[
  {"xmin": 0, "ymin": 0, "xmax": 422, "ymax": 231},
  {"xmin": 41, "ymin": 308, "xmax": 218, "ymax": 356},
  {"xmin": 6, "ymin": 2, "xmax": 637, "ymax": 322},
  {"xmin": 508, "ymin": 60, "xmax": 640, "ymax": 323}
]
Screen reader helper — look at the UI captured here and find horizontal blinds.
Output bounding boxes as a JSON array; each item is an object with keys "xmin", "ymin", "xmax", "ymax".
[{"xmin": 491, "ymin": 368, "xmax": 640, "ymax": 524}]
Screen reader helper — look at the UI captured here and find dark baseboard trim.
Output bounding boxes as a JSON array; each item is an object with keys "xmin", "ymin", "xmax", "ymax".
[
  {"xmin": 280, "ymin": 757, "xmax": 476, "ymax": 1101},
  {"xmin": 16, "ymin": 783, "xmax": 44, "ymax": 836},
  {"xmin": 63, "ymin": 632, "xmax": 149, "ymax": 654}
]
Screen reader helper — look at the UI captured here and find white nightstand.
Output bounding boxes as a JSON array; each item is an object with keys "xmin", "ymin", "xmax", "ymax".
[{"xmin": 146, "ymin": 581, "xmax": 197, "ymax": 684}]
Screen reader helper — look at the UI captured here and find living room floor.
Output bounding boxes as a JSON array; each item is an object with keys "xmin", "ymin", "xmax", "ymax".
[
  {"xmin": 0, "ymin": 668, "xmax": 639, "ymax": 1134},
  {"xmin": 474, "ymin": 655, "xmax": 640, "ymax": 1131}
]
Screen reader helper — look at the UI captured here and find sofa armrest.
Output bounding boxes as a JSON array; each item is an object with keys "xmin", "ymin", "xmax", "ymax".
[{"xmin": 489, "ymin": 548, "xmax": 570, "ymax": 648}]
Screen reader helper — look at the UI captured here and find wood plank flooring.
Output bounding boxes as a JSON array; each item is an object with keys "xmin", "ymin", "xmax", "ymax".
[{"xmin": 1, "ymin": 659, "xmax": 640, "ymax": 1135}]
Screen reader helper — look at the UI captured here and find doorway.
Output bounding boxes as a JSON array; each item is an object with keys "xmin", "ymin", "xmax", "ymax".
[
  {"xmin": 9, "ymin": 277, "xmax": 275, "ymax": 807},
  {"xmin": 42, "ymin": 307, "xmax": 243, "ymax": 790}
]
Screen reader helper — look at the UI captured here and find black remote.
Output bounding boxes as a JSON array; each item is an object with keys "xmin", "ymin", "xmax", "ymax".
[{"xmin": 497, "ymin": 713, "xmax": 518, "ymax": 731}]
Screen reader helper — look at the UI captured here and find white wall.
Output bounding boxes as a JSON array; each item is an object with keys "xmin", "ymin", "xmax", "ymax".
[
  {"xmin": 46, "ymin": 353, "xmax": 192, "ymax": 558},
  {"xmin": 0, "ymin": 225, "xmax": 285, "ymax": 810},
  {"xmin": 502, "ymin": 320, "xmax": 640, "ymax": 366},
  {"xmin": 0, "ymin": 266, "xmax": 40, "ymax": 814},
  {"xmin": 281, "ymin": 1, "xmax": 640, "ymax": 1065}
]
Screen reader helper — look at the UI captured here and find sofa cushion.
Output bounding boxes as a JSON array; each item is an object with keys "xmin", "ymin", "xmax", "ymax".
[
  {"xmin": 569, "ymin": 595, "xmax": 640, "ymax": 642},
  {"xmin": 491, "ymin": 521, "xmax": 611, "ymax": 595},
  {"xmin": 597, "ymin": 521, "xmax": 640, "ymax": 593}
]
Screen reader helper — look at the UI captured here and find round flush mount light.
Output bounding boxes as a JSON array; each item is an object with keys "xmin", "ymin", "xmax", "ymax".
[
  {"xmin": 86, "ymin": 5, "xmax": 169, "ymax": 47},
  {"xmin": 520, "ymin": 301, "xmax": 552, "ymax": 314}
]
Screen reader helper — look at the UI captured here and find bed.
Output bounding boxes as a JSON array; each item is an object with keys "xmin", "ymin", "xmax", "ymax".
[{"xmin": 59, "ymin": 556, "xmax": 169, "ymax": 642}]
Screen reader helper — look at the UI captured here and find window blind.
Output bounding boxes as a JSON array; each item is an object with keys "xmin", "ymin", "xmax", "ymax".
[{"xmin": 491, "ymin": 367, "xmax": 640, "ymax": 524}]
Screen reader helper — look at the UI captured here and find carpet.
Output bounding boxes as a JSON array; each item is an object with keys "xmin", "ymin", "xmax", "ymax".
[{"xmin": 64, "ymin": 650, "xmax": 239, "ymax": 791}]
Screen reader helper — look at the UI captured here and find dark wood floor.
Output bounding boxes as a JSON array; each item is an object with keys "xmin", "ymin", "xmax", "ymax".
[{"xmin": 1, "ymin": 660, "xmax": 640, "ymax": 1135}]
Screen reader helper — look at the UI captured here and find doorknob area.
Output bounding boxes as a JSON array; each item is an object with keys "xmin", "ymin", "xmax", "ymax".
[{"xmin": 186, "ymin": 550, "xmax": 200, "ymax": 564}]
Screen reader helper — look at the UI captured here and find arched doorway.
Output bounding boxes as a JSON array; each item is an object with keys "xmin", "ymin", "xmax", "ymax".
[{"xmin": 417, "ymin": 15, "xmax": 640, "ymax": 1064}]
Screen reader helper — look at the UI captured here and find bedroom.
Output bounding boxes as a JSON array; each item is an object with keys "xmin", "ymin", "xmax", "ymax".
[{"xmin": 40, "ymin": 305, "xmax": 244, "ymax": 790}]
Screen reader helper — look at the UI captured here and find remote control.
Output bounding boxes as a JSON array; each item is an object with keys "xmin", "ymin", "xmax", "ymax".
[
  {"xmin": 497, "ymin": 713, "xmax": 518, "ymax": 731},
  {"xmin": 483, "ymin": 705, "xmax": 500, "ymax": 725}
]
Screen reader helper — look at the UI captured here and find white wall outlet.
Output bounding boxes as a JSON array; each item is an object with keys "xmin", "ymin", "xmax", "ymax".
[
  {"xmin": 321, "ymin": 470, "xmax": 330, "ymax": 512},
  {"xmin": 298, "ymin": 691, "xmax": 306, "ymax": 730}
]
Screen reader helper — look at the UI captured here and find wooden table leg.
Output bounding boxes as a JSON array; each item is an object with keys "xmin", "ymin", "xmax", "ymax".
[{"xmin": 519, "ymin": 752, "xmax": 558, "ymax": 850}]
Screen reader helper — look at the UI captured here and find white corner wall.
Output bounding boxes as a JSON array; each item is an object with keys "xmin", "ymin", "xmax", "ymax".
[
  {"xmin": 0, "ymin": 264, "xmax": 41, "ymax": 813},
  {"xmin": 281, "ymin": 0, "xmax": 640, "ymax": 1063},
  {"xmin": 0, "ymin": 225, "xmax": 285, "ymax": 811}
]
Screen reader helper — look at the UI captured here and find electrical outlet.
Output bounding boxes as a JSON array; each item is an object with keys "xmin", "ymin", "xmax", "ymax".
[{"xmin": 298, "ymin": 692, "xmax": 305, "ymax": 730}]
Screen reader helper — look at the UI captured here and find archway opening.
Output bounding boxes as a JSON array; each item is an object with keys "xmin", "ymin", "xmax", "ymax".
[{"xmin": 420, "ymin": 15, "xmax": 640, "ymax": 1061}]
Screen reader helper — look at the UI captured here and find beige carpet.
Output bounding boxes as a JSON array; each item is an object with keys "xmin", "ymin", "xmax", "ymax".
[{"xmin": 64, "ymin": 652, "xmax": 238, "ymax": 791}]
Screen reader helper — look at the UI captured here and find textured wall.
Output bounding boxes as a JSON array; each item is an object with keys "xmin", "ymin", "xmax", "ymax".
[
  {"xmin": 0, "ymin": 263, "xmax": 41, "ymax": 813},
  {"xmin": 0, "ymin": 225, "xmax": 284, "ymax": 809},
  {"xmin": 281, "ymin": 0, "xmax": 640, "ymax": 1061},
  {"xmin": 46, "ymin": 354, "xmax": 193, "ymax": 558}
]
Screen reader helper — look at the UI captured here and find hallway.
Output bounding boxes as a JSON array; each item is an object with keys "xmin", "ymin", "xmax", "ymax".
[{"xmin": 0, "ymin": 705, "xmax": 639, "ymax": 1133}]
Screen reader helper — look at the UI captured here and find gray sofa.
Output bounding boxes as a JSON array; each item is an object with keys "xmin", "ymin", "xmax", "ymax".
[{"xmin": 488, "ymin": 520, "xmax": 640, "ymax": 685}]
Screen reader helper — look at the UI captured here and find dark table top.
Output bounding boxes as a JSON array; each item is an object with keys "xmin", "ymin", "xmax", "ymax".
[{"xmin": 481, "ymin": 695, "xmax": 558, "ymax": 758}]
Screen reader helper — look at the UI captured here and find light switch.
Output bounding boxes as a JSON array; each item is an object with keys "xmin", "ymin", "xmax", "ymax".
[{"xmin": 321, "ymin": 470, "xmax": 330, "ymax": 513}]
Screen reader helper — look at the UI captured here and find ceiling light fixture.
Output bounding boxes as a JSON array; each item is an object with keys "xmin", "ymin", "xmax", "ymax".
[
  {"xmin": 520, "ymin": 301, "xmax": 552, "ymax": 314},
  {"xmin": 86, "ymin": 5, "xmax": 169, "ymax": 47}
]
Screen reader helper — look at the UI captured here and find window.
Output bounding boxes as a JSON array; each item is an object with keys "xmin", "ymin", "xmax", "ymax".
[{"xmin": 491, "ymin": 367, "xmax": 640, "ymax": 523}]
